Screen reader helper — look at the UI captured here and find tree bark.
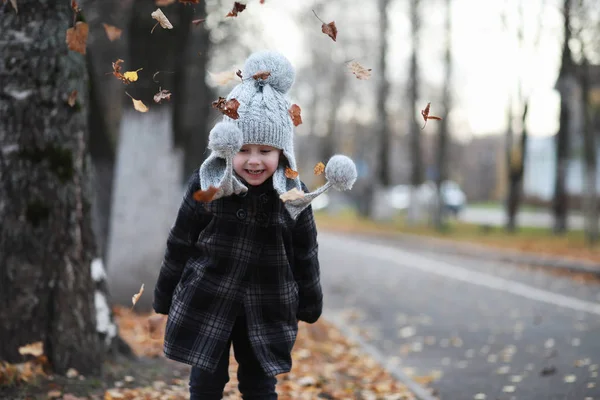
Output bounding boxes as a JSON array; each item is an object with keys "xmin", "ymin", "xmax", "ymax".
[
  {"xmin": 376, "ymin": 0, "xmax": 391, "ymax": 187},
  {"xmin": 0, "ymin": 0, "xmax": 102, "ymax": 374}
]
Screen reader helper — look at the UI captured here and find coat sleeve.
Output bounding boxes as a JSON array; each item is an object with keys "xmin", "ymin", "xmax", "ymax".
[
  {"xmin": 153, "ymin": 170, "xmax": 209, "ymax": 315},
  {"xmin": 291, "ymin": 200, "xmax": 323, "ymax": 324}
]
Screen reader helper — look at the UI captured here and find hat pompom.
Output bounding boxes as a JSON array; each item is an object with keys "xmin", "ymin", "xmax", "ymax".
[
  {"xmin": 243, "ymin": 51, "xmax": 295, "ymax": 94},
  {"xmin": 208, "ymin": 121, "xmax": 243, "ymax": 158},
  {"xmin": 325, "ymin": 155, "xmax": 358, "ymax": 191}
]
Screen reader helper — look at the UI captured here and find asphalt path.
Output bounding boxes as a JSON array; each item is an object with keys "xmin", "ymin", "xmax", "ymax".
[{"xmin": 319, "ymin": 232, "xmax": 600, "ymax": 400}]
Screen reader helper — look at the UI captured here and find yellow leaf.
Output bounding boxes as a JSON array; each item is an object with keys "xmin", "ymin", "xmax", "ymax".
[
  {"xmin": 18, "ymin": 342, "xmax": 43, "ymax": 357},
  {"xmin": 280, "ymin": 188, "xmax": 305, "ymax": 203},
  {"xmin": 126, "ymin": 92, "xmax": 149, "ymax": 113},
  {"xmin": 151, "ymin": 8, "xmax": 173, "ymax": 33},
  {"xmin": 123, "ymin": 68, "xmax": 143, "ymax": 82},
  {"xmin": 132, "ymin": 283, "xmax": 145, "ymax": 307},
  {"xmin": 313, "ymin": 162, "xmax": 325, "ymax": 175}
]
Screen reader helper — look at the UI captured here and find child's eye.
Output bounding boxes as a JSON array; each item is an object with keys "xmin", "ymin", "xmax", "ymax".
[
  {"xmin": 239, "ymin": 149, "xmax": 248, "ymax": 153},
  {"xmin": 260, "ymin": 149, "xmax": 272, "ymax": 154}
]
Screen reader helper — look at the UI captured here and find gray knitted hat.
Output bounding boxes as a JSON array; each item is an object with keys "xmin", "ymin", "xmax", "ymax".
[{"xmin": 199, "ymin": 50, "xmax": 357, "ymax": 219}]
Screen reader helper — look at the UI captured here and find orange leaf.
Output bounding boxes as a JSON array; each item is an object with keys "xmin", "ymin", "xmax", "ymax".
[
  {"xmin": 252, "ymin": 70, "xmax": 271, "ymax": 81},
  {"xmin": 313, "ymin": 162, "xmax": 325, "ymax": 176},
  {"xmin": 226, "ymin": 2, "xmax": 246, "ymax": 17},
  {"xmin": 280, "ymin": 188, "xmax": 305, "ymax": 203},
  {"xmin": 153, "ymin": 89, "xmax": 172, "ymax": 103},
  {"xmin": 71, "ymin": 0, "xmax": 81, "ymax": 13},
  {"xmin": 155, "ymin": 0, "xmax": 175, "ymax": 5},
  {"xmin": 285, "ymin": 166, "xmax": 299, "ymax": 179},
  {"xmin": 131, "ymin": 284, "xmax": 144, "ymax": 308},
  {"xmin": 65, "ymin": 21, "xmax": 88, "ymax": 55},
  {"xmin": 420, "ymin": 102, "xmax": 442, "ymax": 129},
  {"xmin": 193, "ymin": 186, "xmax": 219, "ymax": 203},
  {"xmin": 212, "ymin": 97, "xmax": 240, "ymax": 120},
  {"xmin": 179, "ymin": 0, "xmax": 201, "ymax": 3},
  {"xmin": 102, "ymin": 23, "xmax": 122, "ymax": 42},
  {"xmin": 321, "ymin": 21, "xmax": 337, "ymax": 42},
  {"xmin": 67, "ymin": 90, "xmax": 77, "ymax": 107},
  {"xmin": 288, "ymin": 104, "xmax": 302, "ymax": 127}
]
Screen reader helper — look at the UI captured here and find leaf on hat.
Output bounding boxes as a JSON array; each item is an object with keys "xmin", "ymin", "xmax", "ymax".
[
  {"xmin": 67, "ymin": 90, "xmax": 78, "ymax": 107},
  {"xmin": 288, "ymin": 104, "xmax": 302, "ymax": 127},
  {"xmin": 252, "ymin": 70, "xmax": 271, "ymax": 81},
  {"xmin": 226, "ymin": 2, "xmax": 246, "ymax": 17},
  {"xmin": 151, "ymin": 8, "xmax": 173, "ymax": 33},
  {"xmin": 154, "ymin": 89, "xmax": 172, "ymax": 103},
  {"xmin": 285, "ymin": 166, "xmax": 299, "ymax": 179},
  {"xmin": 191, "ymin": 18, "xmax": 206, "ymax": 26},
  {"xmin": 66, "ymin": 21, "xmax": 89, "ymax": 55},
  {"xmin": 280, "ymin": 188, "xmax": 305, "ymax": 203},
  {"xmin": 193, "ymin": 186, "xmax": 219, "ymax": 203},
  {"xmin": 348, "ymin": 61, "xmax": 371, "ymax": 80},
  {"xmin": 209, "ymin": 70, "xmax": 238, "ymax": 86},
  {"xmin": 212, "ymin": 97, "xmax": 240, "ymax": 120},
  {"xmin": 420, "ymin": 102, "xmax": 442, "ymax": 129},
  {"xmin": 314, "ymin": 162, "xmax": 325, "ymax": 176},
  {"xmin": 131, "ymin": 284, "xmax": 144, "ymax": 308},
  {"xmin": 102, "ymin": 23, "xmax": 122, "ymax": 42},
  {"xmin": 125, "ymin": 92, "xmax": 149, "ymax": 113}
]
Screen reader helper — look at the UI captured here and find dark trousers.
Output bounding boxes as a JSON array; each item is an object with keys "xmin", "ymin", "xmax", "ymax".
[{"xmin": 189, "ymin": 314, "xmax": 277, "ymax": 400}]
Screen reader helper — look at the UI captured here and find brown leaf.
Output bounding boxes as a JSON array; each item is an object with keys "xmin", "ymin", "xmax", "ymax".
[
  {"xmin": 155, "ymin": 0, "xmax": 175, "ymax": 5},
  {"xmin": 285, "ymin": 166, "xmax": 299, "ymax": 179},
  {"xmin": 18, "ymin": 342, "xmax": 44, "ymax": 357},
  {"xmin": 151, "ymin": 8, "xmax": 173, "ymax": 32},
  {"xmin": 348, "ymin": 61, "xmax": 372, "ymax": 80},
  {"xmin": 179, "ymin": 0, "xmax": 200, "ymax": 3},
  {"xmin": 71, "ymin": 0, "xmax": 80, "ymax": 13},
  {"xmin": 288, "ymin": 104, "xmax": 302, "ymax": 127},
  {"xmin": 193, "ymin": 186, "xmax": 219, "ymax": 203},
  {"xmin": 131, "ymin": 284, "xmax": 144, "ymax": 308},
  {"xmin": 212, "ymin": 97, "xmax": 240, "ymax": 120},
  {"xmin": 280, "ymin": 188, "xmax": 305, "ymax": 203},
  {"xmin": 67, "ymin": 90, "xmax": 77, "ymax": 107},
  {"xmin": 226, "ymin": 2, "xmax": 246, "ymax": 17},
  {"xmin": 191, "ymin": 18, "xmax": 206, "ymax": 26},
  {"xmin": 147, "ymin": 315, "xmax": 166, "ymax": 339},
  {"xmin": 321, "ymin": 21, "xmax": 337, "ymax": 42},
  {"xmin": 102, "ymin": 23, "xmax": 122, "ymax": 42},
  {"xmin": 236, "ymin": 70, "xmax": 243, "ymax": 80},
  {"xmin": 420, "ymin": 102, "xmax": 442, "ymax": 129},
  {"xmin": 252, "ymin": 70, "xmax": 271, "ymax": 81},
  {"xmin": 260, "ymin": 0, "xmax": 265, "ymax": 3},
  {"xmin": 153, "ymin": 89, "xmax": 172, "ymax": 103},
  {"xmin": 313, "ymin": 162, "xmax": 325, "ymax": 176},
  {"xmin": 65, "ymin": 21, "xmax": 89, "ymax": 55}
]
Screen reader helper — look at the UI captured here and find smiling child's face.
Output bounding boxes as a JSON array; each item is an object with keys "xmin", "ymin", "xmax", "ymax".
[{"xmin": 233, "ymin": 144, "xmax": 281, "ymax": 186}]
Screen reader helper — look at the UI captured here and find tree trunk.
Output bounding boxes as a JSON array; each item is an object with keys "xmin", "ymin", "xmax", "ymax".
[
  {"xmin": 553, "ymin": 0, "xmax": 573, "ymax": 235},
  {"xmin": 506, "ymin": 102, "xmax": 528, "ymax": 233},
  {"xmin": 323, "ymin": 71, "xmax": 347, "ymax": 162},
  {"xmin": 376, "ymin": 0, "xmax": 391, "ymax": 187},
  {"xmin": 434, "ymin": 0, "xmax": 452, "ymax": 231},
  {"xmin": 0, "ymin": 0, "xmax": 102, "ymax": 374}
]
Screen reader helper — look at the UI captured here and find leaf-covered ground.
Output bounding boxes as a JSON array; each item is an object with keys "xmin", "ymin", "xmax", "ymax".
[{"xmin": 1, "ymin": 306, "xmax": 423, "ymax": 400}]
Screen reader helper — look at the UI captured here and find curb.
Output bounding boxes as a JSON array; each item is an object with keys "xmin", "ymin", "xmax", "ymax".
[{"xmin": 323, "ymin": 311, "xmax": 438, "ymax": 400}]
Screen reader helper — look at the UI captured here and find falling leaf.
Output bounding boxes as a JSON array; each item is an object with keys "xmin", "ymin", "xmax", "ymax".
[
  {"xmin": 226, "ymin": 2, "xmax": 246, "ymax": 17},
  {"xmin": 348, "ymin": 61, "xmax": 372, "ymax": 80},
  {"xmin": 420, "ymin": 102, "xmax": 442, "ymax": 129},
  {"xmin": 125, "ymin": 92, "xmax": 149, "ymax": 113},
  {"xmin": 314, "ymin": 162, "xmax": 325, "ymax": 175},
  {"xmin": 18, "ymin": 342, "xmax": 43, "ymax": 357},
  {"xmin": 321, "ymin": 21, "xmax": 337, "ymax": 41},
  {"xmin": 285, "ymin": 166, "xmax": 299, "ymax": 179},
  {"xmin": 123, "ymin": 68, "xmax": 143, "ymax": 83},
  {"xmin": 65, "ymin": 21, "xmax": 89, "ymax": 55},
  {"xmin": 102, "ymin": 23, "xmax": 122, "ymax": 41},
  {"xmin": 252, "ymin": 70, "xmax": 271, "ymax": 81},
  {"xmin": 280, "ymin": 188, "xmax": 305, "ymax": 202},
  {"xmin": 131, "ymin": 284, "xmax": 144, "ymax": 307},
  {"xmin": 67, "ymin": 90, "xmax": 77, "ymax": 107},
  {"xmin": 288, "ymin": 104, "xmax": 302, "ymax": 126},
  {"xmin": 260, "ymin": 0, "xmax": 265, "ymax": 3},
  {"xmin": 212, "ymin": 97, "xmax": 240, "ymax": 119},
  {"xmin": 191, "ymin": 18, "xmax": 206, "ymax": 26},
  {"xmin": 193, "ymin": 186, "xmax": 219, "ymax": 203},
  {"xmin": 153, "ymin": 89, "xmax": 172, "ymax": 103},
  {"xmin": 236, "ymin": 70, "xmax": 243, "ymax": 80},
  {"xmin": 209, "ymin": 70, "xmax": 238, "ymax": 86},
  {"xmin": 151, "ymin": 8, "xmax": 173, "ymax": 33},
  {"xmin": 70, "ymin": 0, "xmax": 80, "ymax": 13},
  {"xmin": 155, "ymin": 0, "xmax": 176, "ymax": 5}
]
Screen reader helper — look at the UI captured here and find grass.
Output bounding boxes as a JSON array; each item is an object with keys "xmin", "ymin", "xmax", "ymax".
[{"xmin": 314, "ymin": 209, "xmax": 600, "ymax": 265}]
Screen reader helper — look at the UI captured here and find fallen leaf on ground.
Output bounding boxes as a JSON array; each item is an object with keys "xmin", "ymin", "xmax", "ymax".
[
  {"xmin": 348, "ymin": 61, "xmax": 372, "ymax": 80},
  {"xmin": 314, "ymin": 162, "xmax": 325, "ymax": 175},
  {"xmin": 226, "ymin": 2, "xmax": 246, "ymax": 17},
  {"xmin": 193, "ymin": 186, "xmax": 219, "ymax": 203},
  {"xmin": 280, "ymin": 188, "xmax": 305, "ymax": 203},
  {"xmin": 284, "ymin": 167, "xmax": 299, "ymax": 179},
  {"xmin": 18, "ymin": 342, "xmax": 43, "ymax": 357},
  {"xmin": 132, "ymin": 284, "xmax": 145, "ymax": 307},
  {"xmin": 66, "ymin": 21, "xmax": 89, "ymax": 55},
  {"xmin": 151, "ymin": 8, "xmax": 173, "ymax": 33},
  {"xmin": 212, "ymin": 97, "xmax": 240, "ymax": 119},
  {"xmin": 288, "ymin": 104, "xmax": 302, "ymax": 126},
  {"xmin": 102, "ymin": 23, "xmax": 122, "ymax": 41}
]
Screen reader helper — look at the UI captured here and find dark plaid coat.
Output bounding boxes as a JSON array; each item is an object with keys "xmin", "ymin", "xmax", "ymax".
[{"xmin": 152, "ymin": 169, "xmax": 322, "ymax": 377}]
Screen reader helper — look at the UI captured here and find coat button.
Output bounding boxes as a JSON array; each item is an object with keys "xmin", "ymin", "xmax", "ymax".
[
  {"xmin": 259, "ymin": 193, "xmax": 269, "ymax": 204},
  {"xmin": 236, "ymin": 209, "xmax": 247, "ymax": 220}
]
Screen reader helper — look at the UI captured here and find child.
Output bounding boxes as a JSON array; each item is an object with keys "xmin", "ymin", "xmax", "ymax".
[{"xmin": 152, "ymin": 51, "xmax": 357, "ymax": 399}]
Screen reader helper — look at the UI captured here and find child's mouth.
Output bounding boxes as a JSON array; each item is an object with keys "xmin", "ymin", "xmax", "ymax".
[{"xmin": 246, "ymin": 169, "xmax": 264, "ymax": 176}]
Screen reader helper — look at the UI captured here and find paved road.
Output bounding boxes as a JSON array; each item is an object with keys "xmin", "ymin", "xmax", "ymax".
[
  {"xmin": 459, "ymin": 207, "xmax": 585, "ymax": 230},
  {"xmin": 319, "ymin": 232, "xmax": 600, "ymax": 400}
]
